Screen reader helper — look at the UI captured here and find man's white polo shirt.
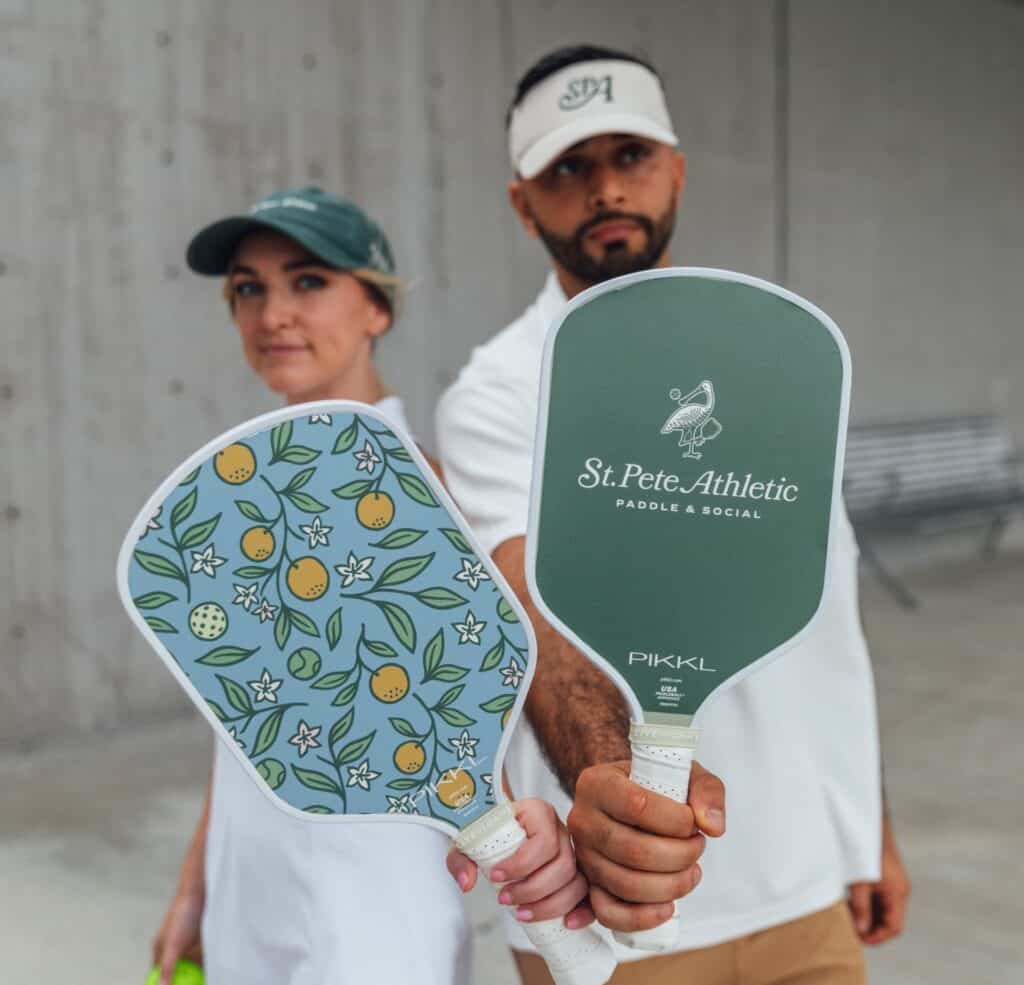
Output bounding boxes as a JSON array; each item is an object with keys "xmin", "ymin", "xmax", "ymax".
[{"xmin": 437, "ymin": 272, "xmax": 882, "ymax": 957}]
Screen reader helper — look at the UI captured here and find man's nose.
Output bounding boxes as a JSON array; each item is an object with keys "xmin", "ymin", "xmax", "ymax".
[{"xmin": 587, "ymin": 164, "xmax": 627, "ymax": 211}]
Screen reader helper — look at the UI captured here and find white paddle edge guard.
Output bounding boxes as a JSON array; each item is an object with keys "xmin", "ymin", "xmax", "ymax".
[
  {"xmin": 456, "ymin": 803, "xmax": 617, "ymax": 985},
  {"xmin": 611, "ymin": 722, "xmax": 701, "ymax": 951}
]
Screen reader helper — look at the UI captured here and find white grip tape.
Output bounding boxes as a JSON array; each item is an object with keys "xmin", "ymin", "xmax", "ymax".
[
  {"xmin": 456, "ymin": 804, "xmax": 617, "ymax": 985},
  {"xmin": 612, "ymin": 722, "xmax": 701, "ymax": 953}
]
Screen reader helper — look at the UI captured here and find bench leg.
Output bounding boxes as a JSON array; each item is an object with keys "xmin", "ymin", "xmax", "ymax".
[
  {"xmin": 982, "ymin": 515, "xmax": 1009, "ymax": 559},
  {"xmin": 858, "ymin": 537, "xmax": 919, "ymax": 610}
]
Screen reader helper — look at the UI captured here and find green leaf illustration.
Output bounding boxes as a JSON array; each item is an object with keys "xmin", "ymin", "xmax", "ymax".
[
  {"xmin": 312, "ymin": 670, "xmax": 350, "ymax": 690},
  {"xmin": 133, "ymin": 591, "xmax": 177, "ymax": 610},
  {"xmin": 373, "ymin": 553, "xmax": 434, "ymax": 590},
  {"xmin": 206, "ymin": 700, "xmax": 227, "ymax": 721},
  {"xmin": 171, "ymin": 487, "xmax": 198, "ymax": 529},
  {"xmin": 336, "ymin": 731, "xmax": 376, "ymax": 766},
  {"xmin": 179, "ymin": 513, "xmax": 222, "ymax": 550},
  {"xmin": 414, "ymin": 587, "xmax": 468, "ymax": 609},
  {"xmin": 332, "ymin": 479, "xmax": 374, "ymax": 500},
  {"xmin": 382, "ymin": 445, "xmax": 412, "ymax": 462},
  {"xmin": 196, "ymin": 645, "xmax": 259, "ymax": 667},
  {"xmin": 433, "ymin": 665, "xmax": 469, "ymax": 683},
  {"xmin": 480, "ymin": 638, "xmax": 505, "ymax": 672},
  {"xmin": 179, "ymin": 466, "xmax": 201, "ymax": 486},
  {"xmin": 292, "ymin": 765, "xmax": 341, "ymax": 796},
  {"xmin": 479, "ymin": 694, "xmax": 516, "ymax": 713},
  {"xmin": 329, "ymin": 708, "xmax": 355, "ymax": 747},
  {"xmin": 256, "ymin": 759, "xmax": 286, "ymax": 790},
  {"xmin": 439, "ymin": 528, "xmax": 473, "ymax": 554},
  {"xmin": 218, "ymin": 674, "xmax": 252, "ymax": 714},
  {"xmin": 389, "ymin": 717, "xmax": 418, "ymax": 738},
  {"xmin": 332, "ymin": 420, "xmax": 359, "ymax": 453},
  {"xmin": 326, "ymin": 608, "xmax": 343, "ymax": 651},
  {"xmin": 497, "ymin": 598, "xmax": 519, "ymax": 623},
  {"xmin": 252, "ymin": 707, "xmax": 286, "ymax": 756},
  {"xmin": 422, "ymin": 628, "xmax": 445, "ymax": 680},
  {"xmin": 284, "ymin": 490, "xmax": 329, "ymax": 514},
  {"xmin": 303, "ymin": 804, "xmax": 335, "ymax": 814},
  {"xmin": 134, "ymin": 549, "xmax": 188, "ymax": 584},
  {"xmin": 233, "ymin": 564, "xmax": 273, "ymax": 579},
  {"xmin": 369, "ymin": 528, "xmax": 427, "ymax": 550},
  {"xmin": 332, "ymin": 682, "xmax": 359, "ymax": 706},
  {"xmin": 386, "ymin": 777, "xmax": 421, "ymax": 790},
  {"xmin": 375, "ymin": 600, "xmax": 416, "ymax": 652},
  {"xmin": 436, "ymin": 685, "xmax": 465, "ymax": 709},
  {"xmin": 396, "ymin": 472, "xmax": 438, "ymax": 507},
  {"xmin": 437, "ymin": 707, "xmax": 477, "ymax": 727},
  {"xmin": 364, "ymin": 638, "xmax": 398, "ymax": 658},
  {"xmin": 270, "ymin": 420, "xmax": 293, "ymax": 459},
  {"xmin": 274, "ymin": 609, "xmax": 292, "ymax": 650},
  {"xmin": 289, "ymin": 609, "xmax": 320, "ymax": 638},
  {"xmin": 145, "ymin": 616, "xmax": 177, "ymax": 634},
  {"xmin": 286, "ymin": 467, "xmax": 317, "ymax": 492},
  {"xmin": 235, "ymin": 500, "xmax": 271, "ymax": 523},
  {"xmin": 279, "ymin": 445, "xmax": 321, "ymax": 465}
]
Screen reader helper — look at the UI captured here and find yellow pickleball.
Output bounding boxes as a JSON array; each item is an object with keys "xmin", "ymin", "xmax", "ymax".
[{"xmin": 189, "ymin": 602, "xmax": 227, "ymax": 641}]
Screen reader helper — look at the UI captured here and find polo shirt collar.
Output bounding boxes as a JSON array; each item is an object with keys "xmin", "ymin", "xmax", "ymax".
[{"xmin": 532, "ymin": 271, "xmax": 569, "ymax": 347}]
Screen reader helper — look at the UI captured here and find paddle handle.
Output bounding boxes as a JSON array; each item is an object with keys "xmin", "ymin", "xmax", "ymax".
[
  {"xmin": 455, "ymin": 803, "xmax": 616, "ymax": 985},
  {"xmin": 613, "ymin": 722, "xmax": 702, "ymax": 952}
]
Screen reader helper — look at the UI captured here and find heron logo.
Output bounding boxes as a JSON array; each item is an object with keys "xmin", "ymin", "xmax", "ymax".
[{"xmin": 660, "ymin": 380, "xmax": 722, "ymax": 460}]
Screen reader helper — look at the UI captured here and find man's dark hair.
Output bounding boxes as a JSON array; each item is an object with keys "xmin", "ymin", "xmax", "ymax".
[{"xmin": 506, "ymin": 44, "xmax": 659, "ymax": 127}]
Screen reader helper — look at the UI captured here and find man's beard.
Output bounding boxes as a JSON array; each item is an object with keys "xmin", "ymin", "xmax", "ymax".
[{"xmin": 533, "ymin": 204, "xmax": 676, "ymax": 285}]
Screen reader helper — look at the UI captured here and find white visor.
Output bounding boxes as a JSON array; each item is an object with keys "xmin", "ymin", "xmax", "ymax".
[{"xmin": 509, "ymin": 59, "xmax": 678, "ymax": 179}]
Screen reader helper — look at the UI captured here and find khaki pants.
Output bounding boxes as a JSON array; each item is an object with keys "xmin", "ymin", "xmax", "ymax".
[{"xmin": 514, "ymin": 902, "xmax": 865, "ymax": 985}]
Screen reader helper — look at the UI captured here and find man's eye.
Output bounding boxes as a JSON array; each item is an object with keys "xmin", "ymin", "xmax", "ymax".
[
  {"xmin": 295, "ymin": 274, "xmax": 327, "ymax": 291},
  {"xmin": 552, "ymin": 157, "xmax": 585, "ymax": 178},
  {"xmin": 233, "ymin": 281, "xmax": 262, "ymax": 298},
  {"xmin": 619, "ymin": 144, "xmax": 650, "ymax": 165}
]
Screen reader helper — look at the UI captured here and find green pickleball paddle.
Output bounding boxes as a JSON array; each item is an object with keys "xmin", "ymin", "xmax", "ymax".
[
  {"xmin": 526, "ymin": 268, "xmax": 850, "ymax": 950},
  {"xmin": 118, "ymin": 401, "xmax": 614, "ymax": 985}
]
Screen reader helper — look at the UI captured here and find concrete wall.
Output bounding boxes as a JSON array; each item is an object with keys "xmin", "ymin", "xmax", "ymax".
[{"xmin": 2, "ymin": 0, "xmax": 1021, "ymax": 748}]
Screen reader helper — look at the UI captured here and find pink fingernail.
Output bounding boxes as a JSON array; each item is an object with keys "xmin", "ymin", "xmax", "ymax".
[
  {"xmin": 515, "ymin": 907, "xmax": 534, "ymax": 922},
  {"xmin": 498, "ymin": 890, "xmax": 512, "ymax": 905},
  {"xmin": 565, "ymin": 914, "xmax": 582, "ymax": 930},
  {"xmin": 457, "ymin": 872, "xmax": 469, "ymax": 890},
  {"xmin": 490, "ymin": 869, "xmax": 506, "ymax": 883}
]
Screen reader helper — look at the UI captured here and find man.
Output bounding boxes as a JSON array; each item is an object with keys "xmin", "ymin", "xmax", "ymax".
[{"xmin": 440, "ymin": 45, "xmax": 910, "ymax": 985}]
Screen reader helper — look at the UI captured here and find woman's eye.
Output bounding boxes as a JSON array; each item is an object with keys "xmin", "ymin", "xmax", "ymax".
[
  {"xmin": 233, "ymin": 281, "xmax": 262, "ymax": 298},
  {"xmin": 295, "ymin": 273, "xmax": 327, "ymax": 291}
]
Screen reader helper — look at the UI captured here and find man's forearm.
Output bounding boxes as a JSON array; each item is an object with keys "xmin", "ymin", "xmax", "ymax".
[{"xmin": 493, "ymin": 536, "xmax": 631, "ymax": 797}]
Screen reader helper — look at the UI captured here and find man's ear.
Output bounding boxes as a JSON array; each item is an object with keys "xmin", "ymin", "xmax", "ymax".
[
  {"xmin": 508, "ymin": 180, "xmax": 539, "ymax": 239},
  {"xmin": 672, "ymin": 151, "xmax": 686, "ymax": 208}
]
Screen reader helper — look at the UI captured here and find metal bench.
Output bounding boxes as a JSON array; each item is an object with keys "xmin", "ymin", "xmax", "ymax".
[{"xmin": 843, "ymin": 414, "xmax": 1024, "ymax": 607}]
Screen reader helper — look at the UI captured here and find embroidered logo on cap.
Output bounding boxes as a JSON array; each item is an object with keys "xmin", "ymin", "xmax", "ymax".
[
  {"xmin": 250, "ymin": 196, "xmax": 318, "ymax": 215},
  {"xmin": 558, "ymin": 75, "xmax": 614, "ymax": 111}
]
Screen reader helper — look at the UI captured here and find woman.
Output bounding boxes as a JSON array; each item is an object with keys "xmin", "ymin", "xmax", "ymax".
[{"xmin": 152, "ymin": 188, "xmax": 592, "ymax": 985}]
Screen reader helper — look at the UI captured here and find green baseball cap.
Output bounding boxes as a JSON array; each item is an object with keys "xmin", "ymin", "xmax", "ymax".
[{"xmin": 186, "ymin": 186, "xmax": 400, "ymax": 309}]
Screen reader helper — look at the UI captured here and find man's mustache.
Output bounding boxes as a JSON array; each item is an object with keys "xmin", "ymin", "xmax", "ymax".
[{"xmin": 575, "ymin": 211, "xmax": 655, "ymax": 243}]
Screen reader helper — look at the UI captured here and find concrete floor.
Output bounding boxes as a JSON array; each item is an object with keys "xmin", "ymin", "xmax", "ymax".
[{"xmin": 3, "ymin": 548, "xmax": 1023, "ymax": 983}]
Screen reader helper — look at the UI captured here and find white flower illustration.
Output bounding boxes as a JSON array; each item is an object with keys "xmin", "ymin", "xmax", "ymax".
[
  {"xmin": 336, "ymin": 552, "xmax": 374, "ymax": 588},
  {"xmin": 452, "ymin": 611, "xmax": 486, "ymax": 645},
  {"xmin": 227, "ymin": 727, "xmax": 245, "ymax": 750},
  {"xmin": 248, "ymin": 669, "xmax": 282, "ymax": 704},
  {"xmin": 253, "ymin": 599, "xmax": 277, "ymax": 623},
  {"xmin": 308, "ymin": 413, "xmax": 333, "ymax": 425},
  {"xmin": 500, "ymin": 657, "xmax": 525, "ymax": 688},
  {"xmin": 232, "ymin": 583, "xmax": 259, "ymax": 610},
  {"xmin": 142, "ymin": 506, "xmax": 162, "ymax": 538},
  {"xmin": 347, "ymin": 759, "xmax": 381, "ymax": 791},
  {"xmin": 454, "ymin": 558, "xmax": 490, "ymax": 591},
  {"xmin": 386, "ymin": 794, "xmax": 419, "ymax": 815},
  {"xmin": 451, "ymin": 729, "xmax": 479, "ymax": 761},
  {"xmin": 300, "ymin": 515, "xmax": 332, "ymax": 550},
  {"xmin": 191, "ymin": 544, "xmax": 226, "ymax": 578},
  {"xmin": 353, "ymin": 440, "xmax": 382, "ymax": 474},
  {"xmin": 288, "ymin": 720, "xmax": 322, "ymax": 757}
]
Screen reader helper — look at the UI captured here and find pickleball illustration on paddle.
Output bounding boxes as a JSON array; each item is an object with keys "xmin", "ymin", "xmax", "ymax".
[
  {"xmin": 117, "ymin": 401, "xmax": 615, "ymax": 985},
  {"xmin": 526, "ymin": 268, "xmax": 850, "ymax": 951}
]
